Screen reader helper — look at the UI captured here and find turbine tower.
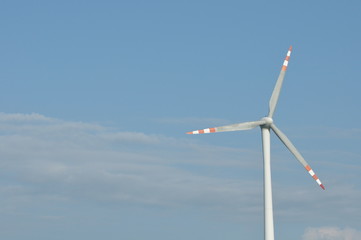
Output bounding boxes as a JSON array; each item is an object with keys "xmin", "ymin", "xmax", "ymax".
[{"xmin": 186, "ymin": 46, "xmax": 324, "ymax": 240}]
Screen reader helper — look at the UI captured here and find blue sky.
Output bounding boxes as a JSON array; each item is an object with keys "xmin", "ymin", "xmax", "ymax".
[{"xmin": 1, "ymin": 1, "xmax": 361, "ymax": 240}]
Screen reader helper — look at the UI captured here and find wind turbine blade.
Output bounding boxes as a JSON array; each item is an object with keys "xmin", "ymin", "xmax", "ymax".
[
  {"xmin": 187, "ymin": 120, "xmax": 266, "ymax": 134},
  {"xmin": 270, "ymin": 124, "xmax": 325, "ymax": 190},
  {"xmin": 268, "ymin": 46, "xmax": 292, "ymax": 118}
]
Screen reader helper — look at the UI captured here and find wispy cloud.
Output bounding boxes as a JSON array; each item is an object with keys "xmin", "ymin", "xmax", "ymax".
[
  {"xmin": 0, "ymin": 112, "xmax": 54, "ymax": 122},
  {"xmin": 303, "ymin": 227, "xmax": 361, "ymax": 240},
  {"xmin": 285, "ymin": 126, "xmax": 361, "ymax": 140},
  {"xmin": 0, "ymin": 112, "xmax": 360, "ymax": 227},
  {"xmin": 99, "ymin": 132, "xmax": 164, "ymax": 144},
  {"xmin": 155, "ymin": 117, "xmax": 231, "ymax": 126},
  {"xmin": 0, "ymin": 112, "xmax": 262, "ymax": 217}
]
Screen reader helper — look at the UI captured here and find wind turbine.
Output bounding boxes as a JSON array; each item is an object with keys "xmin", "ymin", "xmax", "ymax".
[{"xmin": 186, "ymin": 46, "xmax": 324, "ymax": 240}]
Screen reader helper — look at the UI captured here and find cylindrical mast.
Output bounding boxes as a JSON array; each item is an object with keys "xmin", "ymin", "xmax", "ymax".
[{"xmin": 261, "ymin": 126, "xmax": 275, "ymax": 240}]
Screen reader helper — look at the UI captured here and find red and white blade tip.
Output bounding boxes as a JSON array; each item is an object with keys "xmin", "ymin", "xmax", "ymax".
[
  {"xmin": 305, "ymin": 165, "xmax": 325, "ymax": 190},
  {"xmin": 281, "ymin": 46, "xmax": 293, "ymax": 71},
  {"xmin": 186, "ymin": 128, "xmax": 216, "ymax": 134}
]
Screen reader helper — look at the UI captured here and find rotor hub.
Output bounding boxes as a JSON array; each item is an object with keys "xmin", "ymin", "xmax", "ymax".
[{"xmin": 261, "ymin": 117, "xmax": 273, "ymax": 126}]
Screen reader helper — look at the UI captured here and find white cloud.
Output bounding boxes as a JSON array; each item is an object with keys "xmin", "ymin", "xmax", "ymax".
[
  {"xmin": 287, "ymin": 126, "xmax": 361, "ymax": 140},
  {"xmin": 0, "ymin": 112, "xmax": 54, "ymax": 122},
  {"xmin": 0, "ymin": 112, "xmax": 360, "ymax": 226},
  {"xmin": 155, "ymin": 117, "xmax": 231, "ymax": 126},
  {"xmin": 100, "ymin": 131, "xmax": 163, "ymax": 144},
  {"xmin": 0, "ymin": 112, "xmax": 262, "ymax": 216},
  {"xmin": 303, "ymin": 227, "xmax": 361, "ymax": 240}
]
